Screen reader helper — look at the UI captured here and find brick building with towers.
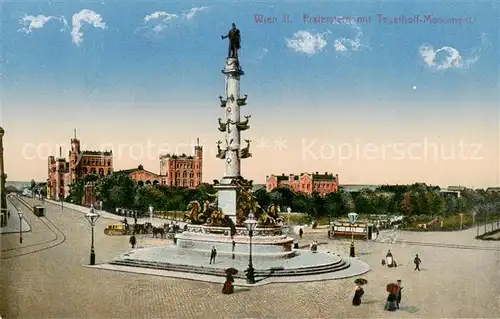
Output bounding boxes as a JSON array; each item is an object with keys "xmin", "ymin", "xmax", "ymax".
[
  {"xmin": 47, "ymin": 130, "xmax": 113, "ymax": 201},
  {"xmin": 158, "ymin": 139, "xmax": 203, "ymax": 188},
  {"xmin": 266, "ymin": 172, "xmax": 339, "ymax": 195}
]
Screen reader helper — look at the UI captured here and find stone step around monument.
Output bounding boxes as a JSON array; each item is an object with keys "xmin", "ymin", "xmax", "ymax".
[
  {"xmin": 180, "ymin": 247, "xmax": 298, "ymax": 261},
  {"xmin": 109, "ymin": 257, "xmax": 350, "ymax": 278}
]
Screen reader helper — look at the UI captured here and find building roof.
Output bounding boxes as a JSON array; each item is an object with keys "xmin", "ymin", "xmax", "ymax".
[
  {"xmin": 82, "ymin": 150, "xmax": 113, "ymax": 156},
  {"xmin": 160, "ymin": 153, "xmax": 194, "ymax": 159},
  {"xmin": 447, "ymin": 185, "xmax": 467, "ymax": 191},
  {"xmin": 270, "ymin": 172, "xmax": 337, "ymax": 182},
  {"xmin": 276, "ymin": 175, "xmax": 298, "ymax": 182},
  {"xmin": 341, "ymin": 184, "xmax": 379, "ymax": 192},
  {"xmin": 311, "ymin": 173, "xmax": 336, "ymax": 181},
  {"xmin": 486, "ymin": 187, "xmax": 500, "ymax": 192},
  {"xmin": 115, "ymin": 165, "xmax": 158, "ymax": 177}
]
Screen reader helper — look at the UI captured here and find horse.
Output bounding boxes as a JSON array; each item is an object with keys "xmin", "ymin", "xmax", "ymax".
[
  {"xmin": 152, "ymin": 227, "xmax": 165, "ymax": 238},
  {"xmin": 144, "ymin": 222, "xmax": 153, "ymax": 233}
]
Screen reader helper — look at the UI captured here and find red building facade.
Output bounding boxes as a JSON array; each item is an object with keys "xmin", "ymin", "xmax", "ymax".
[
  {"xmin": 47, "ymin": 131, "xmax": 113, "ymax": 201},
  {"xmin": 159, "ymin": 140, "xmax": 203, "ymax": 188},
  {"xmin": 116, "ymin": 165, "xmax": 161, "ymax": 186},
  {"xmin": 266, "ymin": 172, "xmax": 339, "ymax": 195}
]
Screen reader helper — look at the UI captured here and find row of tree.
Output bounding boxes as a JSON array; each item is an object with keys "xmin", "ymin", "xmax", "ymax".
[{"xmin": 61, "ymin": 174, "xmax": 500, "ymax": 220}]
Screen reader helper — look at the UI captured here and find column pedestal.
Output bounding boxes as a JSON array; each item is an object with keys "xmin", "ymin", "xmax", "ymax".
[{"xmin": 215, "ymin": 184, "xmax": 238, "ymax": 225}]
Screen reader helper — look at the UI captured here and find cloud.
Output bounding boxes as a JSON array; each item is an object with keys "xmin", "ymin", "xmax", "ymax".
[
  {"xmin": 419, "ymin": 34, "xmax": 488, "ymax": 71},
  {"xmin": 333, "ymin": 23, "xmax": 364, "ymax": 52},
  {"xmin": 71, "ymin": 9, "xmax": 106, "ymax": 45},
  {"xmin": 286, "ymin": 23, "xmax": 366, "ymax": 55},
  {"xmin": 285, "ymin": 30, "xmax": 328, "ymax": 55},
  {"xmin": 257, "ymin": 48, "xmax": 269, "ymax": 59},
  {"xmin": 60, "ymin": 17, "xmax": 69, "ymax": 30},
  {"xmin": 143, "ymin": 6, "xmax": 208, "ymax": 34},
  {"xmin": 182, "ymin": 6, "xmax": 208, "ymax": 20},
  {"xmin": 18, "ymin": 14, "xmax": 61, "ymax": 34},
  {"xmin": 144, "ymin": 11, "xmax": 178, "ymax": 22}
]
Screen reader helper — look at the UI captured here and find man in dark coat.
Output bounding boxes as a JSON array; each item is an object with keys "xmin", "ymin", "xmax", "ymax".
[
  {"xmin": 129, "ymin": 235, "xmax": 136, "ymax": 249},
  {"xmin": 210, "ymin": 246, "xmax": 217, "ymax": 264},
  {"xmin": 299, "ymin": 228, "xmax": 304, "ymax": 239},
  {"xmin": 414, "ymin": 254, "xmax": 422, "ymax": 271}
]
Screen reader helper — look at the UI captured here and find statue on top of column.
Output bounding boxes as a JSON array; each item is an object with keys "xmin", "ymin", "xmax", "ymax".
[{"xmin": 221, "ymin": 23, "xmax": 241, "ymax": 59}]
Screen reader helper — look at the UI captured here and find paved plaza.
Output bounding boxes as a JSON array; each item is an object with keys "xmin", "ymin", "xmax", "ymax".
[{"xmin": 1, "ymin": 198, "xmax": 499, "ymax": 318}]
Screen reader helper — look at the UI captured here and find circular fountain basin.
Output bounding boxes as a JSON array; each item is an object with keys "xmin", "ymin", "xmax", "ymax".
[{"xmin": 175, "ymin": 224, "xmax": 295, "ymax": 260}]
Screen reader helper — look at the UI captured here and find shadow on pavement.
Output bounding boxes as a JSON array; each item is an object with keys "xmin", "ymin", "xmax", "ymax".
[{"xmin": 399, "ymin": 306, "xmax": 419, "ymax": 313}]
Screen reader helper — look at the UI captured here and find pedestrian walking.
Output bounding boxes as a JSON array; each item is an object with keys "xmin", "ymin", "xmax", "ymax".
[
  {"xmin": 222, "ymin": 270, "xmax": 235, "ymax": 294},
  {"xmin": 352, "ymin": 285, "xmax": 364, "ymax": 306},
  {"xmin": 129, "ymin": 235, "xmax": 136, "ymax": 249},
  {"xmin": 299, "ymin": 228, "xmax": 303, "ymax": 239},
  {"xmin": 396, "ymin": 280, "xmax": 403, "ymax": 309},
  {"xmin": 385, "ymin": 283, "xmax": 398, "ymax": 311},
  {"xmin": 210, "ymin": 246, "xmax": 217, "ymax": 264},
  {"xmin": 414, "ymin": 254, "xmax": 422, "ymax": 271},
  {"xmin": 352, "ymin": 278, "xmax": 367, "ymax": 306}
]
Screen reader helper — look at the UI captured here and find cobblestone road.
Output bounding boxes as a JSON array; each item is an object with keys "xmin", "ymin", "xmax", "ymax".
[{"xmin": 1, "ymin": 198, "xmax": 499, "ymax": 318}]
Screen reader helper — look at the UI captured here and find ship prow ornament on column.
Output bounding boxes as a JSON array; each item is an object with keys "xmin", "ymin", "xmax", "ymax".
[{"xmin": 215, "ymin": 23, "xmax": 251, "ymax": 225}]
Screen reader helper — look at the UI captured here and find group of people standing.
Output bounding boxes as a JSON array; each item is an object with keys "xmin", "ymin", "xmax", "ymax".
[
  {"xmin": 384, "ymin": 280, "xmax": 403, "ymax": 311},
  {"xmin": 352, "ymin": 280, "xmax": 403, "ymax": 311},
  {"xmin": 352, "ymin": 250, "xmax": 423, "ymax": 310}
]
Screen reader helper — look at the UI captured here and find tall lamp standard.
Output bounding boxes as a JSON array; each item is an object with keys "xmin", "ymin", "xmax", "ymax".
[
  {"xmin": 17, "ymin": 210, "xmax": 23, "ymax": 244},
  {"xmin": 348, "ymin": 212, "xmax": 358, "ymax": 257},
  {"xmin": 149, "ymin": 205, "xmax": 153, "ymax": 224},
  {"xmin": 85, "ymin": 205, "xmax": 101, "ymax": 265},
  {"xmin": 244, "ymin": 212, "xmax": 258, "ymax": 284}
]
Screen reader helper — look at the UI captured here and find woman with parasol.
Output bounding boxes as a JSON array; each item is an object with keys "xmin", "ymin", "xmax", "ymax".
[
  {"xmin": 222, "ymin": 268, "xmax": 237, "ymax": 294},
  {"xmin": 352, "ymin": 278, "xmax": 367, "ymax": 306},
  {"xmin": 384, "ymin": 283, "xmax": 398, "ymax": 311}
]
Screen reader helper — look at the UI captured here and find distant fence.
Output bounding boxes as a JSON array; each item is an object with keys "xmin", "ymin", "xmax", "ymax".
[
  {"xmin": 154, "ymin": 211, "xmax": 186, "ymax": 221},
  {"xmin": 475, "ymin": 219, "xmax": 500, "ymax": 238}
]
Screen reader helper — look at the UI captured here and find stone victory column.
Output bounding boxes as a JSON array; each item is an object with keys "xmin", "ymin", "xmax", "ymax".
[{"xmin": 216, "ymin": 23, "xmax": 251, "ymax": 225}]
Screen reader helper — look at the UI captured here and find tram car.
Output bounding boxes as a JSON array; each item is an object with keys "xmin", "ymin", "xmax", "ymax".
[
  {"xmin": 330, "ymin": 221, "xmax": 375, "ymax": 240},
  {"xmin": 33, "ymin": 205, "xmax": 45, "ymax": 217}
]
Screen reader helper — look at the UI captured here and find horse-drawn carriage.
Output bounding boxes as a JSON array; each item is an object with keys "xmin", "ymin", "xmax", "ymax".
[
  {"xmin": 104, "ymin": 223, "xmax": 132, "ymax": 236},
  {"xmin": 150, "ymin": 223, "xmax": 184, "ymax": 239},
  {"xmin": 133, "ymin": 222, "xmax": 153, "ymax": 234}
]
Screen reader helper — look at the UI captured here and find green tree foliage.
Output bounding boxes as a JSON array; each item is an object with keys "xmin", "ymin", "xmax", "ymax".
[
  {"xmin": 83, "ymin": 175, "xmax": 499, "ymax": 219},
  {"xmin": 354, "ymin": 189, "xmax": 377, "ymax": 214},
  {"xmin": 66, "ymin": 174, "xmax": 99, "ymax": 204}
]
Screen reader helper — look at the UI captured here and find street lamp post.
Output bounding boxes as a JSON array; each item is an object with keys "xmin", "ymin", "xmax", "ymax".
[
  {"xmin": 17, "ymin": 211, "xmax": 23, "ymax": 244},
  {"xmin": 244, "ymin": 212, "xmax": 258, "ymax": 284},
  {"xmin": 85, "ymin": 205, "xmax": 101, "ymax": 265},
  {"xmin": 348, "ymin": 212, "xmax": 358, "ymax": 257},
  {"xmin": 149, "ymin": 205, "xmax": 153, "ymax": 223}
]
